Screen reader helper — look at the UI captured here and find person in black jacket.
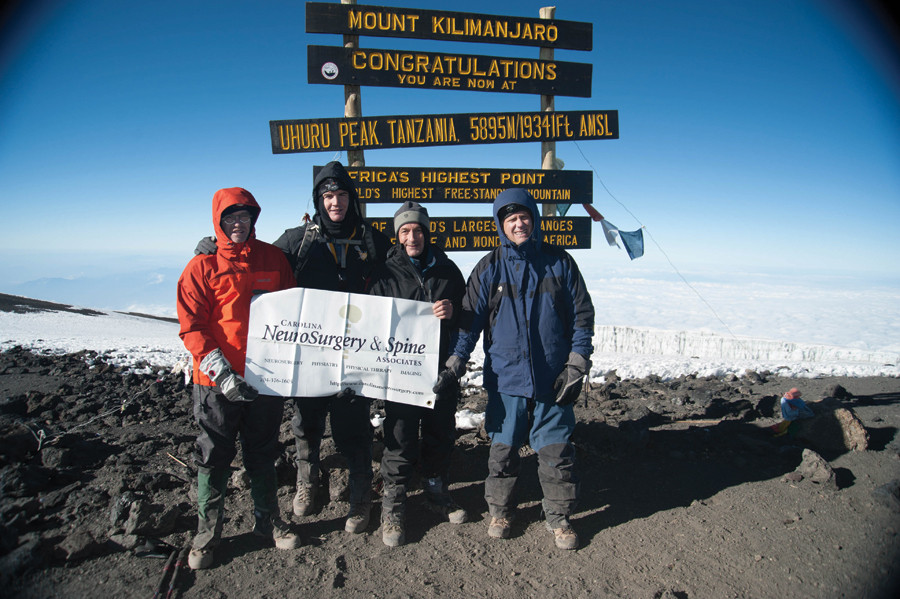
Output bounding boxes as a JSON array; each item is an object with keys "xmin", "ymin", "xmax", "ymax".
[
  {"xmin": 272, "ymin": 161, "xmax": 391, "ymax": 534},
  {"xmin": 369, "ymin": 201, "xmax": 468, "ymax": 547}
]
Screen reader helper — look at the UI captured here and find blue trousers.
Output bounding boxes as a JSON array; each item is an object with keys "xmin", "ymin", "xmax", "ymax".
[{"xmin": 484, "ymin": 390, "xmax": 579, "ymax": 527}]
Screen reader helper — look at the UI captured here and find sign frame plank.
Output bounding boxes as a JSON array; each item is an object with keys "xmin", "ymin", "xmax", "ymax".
[
  {"xmin": 306, "ymin": 2, "xmax": 593, "ymax": 51},
  {"xmin": 271, "ymin": 109, "xmax": 618, "ymax": 153},
  {"xmin": 314, "ymin": 165, "xmax": 593, "ymax": 204},
  {"xmin": 369, "ymin": 216, "xmax": 593, "ymax": 251},
  {"xmin": 308, "ymin": 45, "xmax": 591, "ymax": 97}
]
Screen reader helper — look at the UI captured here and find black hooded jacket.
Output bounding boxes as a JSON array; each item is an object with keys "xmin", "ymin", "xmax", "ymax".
[
  {"xmin": 369, "ymin": 243, "xmax": 466, "ymax": 366},
  {"xmin": 273, "ymin": 161, "xmax": 391, "ymax": 293}
]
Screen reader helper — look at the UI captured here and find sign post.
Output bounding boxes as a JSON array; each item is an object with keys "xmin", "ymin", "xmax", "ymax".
[
  {"xmin": 342, "ymin": 0, "xmax": 366, "ymax": 215},
  {"xmin": 284, "ymin": 2, "xmax": 610, "ymax": 250}
]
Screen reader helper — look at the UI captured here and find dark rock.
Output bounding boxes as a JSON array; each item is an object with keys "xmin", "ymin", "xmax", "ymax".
[
  {"xmin": 40, "ymin": 446, "xmax": 72, "ymax": 469},
  {"xmin": 124, "ymin": 501, "xmax": 181, "ymax": 537},
  {"xmin": 107, "ymin": 533, "xmax": 141, "ymax": 551},
  {"xmin": 796, "ymin": 449, "xmax": 837, "ymax": 490},
  {"xmin": 0, "ymin": 523, "xmax": 18, "ymax": 554},
  {"xmin": 0, "ymin": 396, "xmax": 27, "ymax": 416},
  {"xmin": 58, "ymin": 529, "xmax": 106, "ymax": 562},
  {"xmin": 827, "ymin": 384, "xmax": 852, "ymax": 400},
  {"xmin": 110, "ymin": 491, "xmax": 139, "ymax": 528},
  {"xmin": 872, "ymin": 479, "xmax": 900, "ymax": 512},
  {"xmin": 0, "ymin": 533, "xmax": 41, "ymax": 586}
]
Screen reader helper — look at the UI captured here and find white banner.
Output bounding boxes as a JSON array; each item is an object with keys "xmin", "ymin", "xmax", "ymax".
[{"xmin": 244, "ymin": 288, "xmax": 440, "ymax": 408}]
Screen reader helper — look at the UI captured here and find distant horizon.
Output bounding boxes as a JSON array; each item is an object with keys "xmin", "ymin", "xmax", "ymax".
[
  {"xmin": 2, "ymin": 252, "xmax": 898, "ymax": 356},
  {"xmin": 3, "ymin": 285, "xmax": 898, "ymax": 381}
]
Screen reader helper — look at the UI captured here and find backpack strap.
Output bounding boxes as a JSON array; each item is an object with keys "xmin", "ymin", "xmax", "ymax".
[{"xmin": 295, "ymin": 222, "xmax": 321, "ymax": 271}]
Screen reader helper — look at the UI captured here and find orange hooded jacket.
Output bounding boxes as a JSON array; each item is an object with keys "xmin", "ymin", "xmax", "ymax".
[{"xmin": 177, "ymin": 187, "xmax": 295, "ymax": 386}]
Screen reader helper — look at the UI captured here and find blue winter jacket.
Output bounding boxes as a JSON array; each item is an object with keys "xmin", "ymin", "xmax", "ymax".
[{"xmin": 451, "ymin": 188, "xmax": 594, "ymax": 397}]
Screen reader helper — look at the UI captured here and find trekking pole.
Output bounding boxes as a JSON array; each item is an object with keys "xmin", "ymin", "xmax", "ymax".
[
  {"xmin": 165, "ymin": 545, "xmax": 191, "ymax": 599},
  {"xmin": 152, "ymin": 548, "xmax": 177, "ymax": 599}
]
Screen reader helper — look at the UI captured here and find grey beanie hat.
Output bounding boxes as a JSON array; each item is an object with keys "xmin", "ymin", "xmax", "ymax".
[{"xmin": 393, "ymin": 201, "xmax": 430, "ymax": 234}]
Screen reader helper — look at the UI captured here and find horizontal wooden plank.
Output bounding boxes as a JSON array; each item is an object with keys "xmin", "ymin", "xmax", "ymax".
[
  {"xmin": 369, "ymin": 216, "xmax": 593, "ymax": 250},
  {"xmin": 306, "ymin": 2, "xmax": 592, "ymax": 51},
  {"xmin": 313, "ymin": 165, "xmax": 593, "ymax": 204},
  {"xmin": 271, "ymin": 110, "xmax": 618, "ymax": 153},
  {"xmin": 308, "ymin": 45, "xmax": 592, "ymax": 97}
]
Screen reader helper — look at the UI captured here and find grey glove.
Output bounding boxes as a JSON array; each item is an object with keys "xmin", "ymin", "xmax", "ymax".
[
  {"xmin": 199, "ymin": 348, "xmax": 258, "ymax": 402},
  {"xmin": 433, "ymin": 355, "xmax": 466, "ymax": 395},
  {"xmin": 194, "ymin": 236, "xmax": 217, "ymax": 255},
  {"xmin": 553, "ymin": 352, "xmax": 591, "ymax": 406}
]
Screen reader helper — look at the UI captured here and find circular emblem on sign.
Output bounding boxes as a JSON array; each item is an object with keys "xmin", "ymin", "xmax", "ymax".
[{"xmin": 321, "ymin": 62, "xmax": 339, "ymax": 80}]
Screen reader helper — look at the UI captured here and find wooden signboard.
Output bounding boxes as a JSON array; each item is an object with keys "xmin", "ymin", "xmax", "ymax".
[
  {"xmin": 314, "ymin": 165, "xmax": 593, "ymax": 204},
  {"xmin": 306, "ymin": 2, "xmax": 593, "ymax": 51},
  {"xmin": 308, "ymin": 45, "xmax": 591, "ymax": 97},
  {"xmin": 369, "ymin": 216, "xmax": 592, "ymax": 250},
  {"xmin": 271, "ymin": 109, "xmax": 618, "ymax": 153}
]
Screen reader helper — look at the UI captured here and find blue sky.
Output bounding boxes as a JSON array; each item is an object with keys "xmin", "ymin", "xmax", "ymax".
[{"xmin": 1, "ymin": 0, "xmax": 899, "ymax": 297}]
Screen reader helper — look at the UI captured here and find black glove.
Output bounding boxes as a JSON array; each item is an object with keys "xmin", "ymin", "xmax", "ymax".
[
  {"xmin": 199, "ymin": 348, "xmax": 259, "ymax": 402},
  {"xmin": 433, "ymin": 355, "xmax": 466, "ymax": 395},
  {"xmin": 336, "ymin": 387, "xmax": 357, "ymax": 403},
  {"xmin": 194, "ymin": 236, "xmax": 217, "ymax": 255},
  {"xmin": 553, "ymin": 352, "xmax": 591, "ymax": 406}
]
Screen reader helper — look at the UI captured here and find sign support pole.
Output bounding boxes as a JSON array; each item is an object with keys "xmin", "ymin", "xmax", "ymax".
[
  {"xmin": 539, "ymin": 6, "xmax": 558, "ymax": 218},
  {"xmin": 341, "ymin": 0, "xmax": 366, "ymax": 216}
]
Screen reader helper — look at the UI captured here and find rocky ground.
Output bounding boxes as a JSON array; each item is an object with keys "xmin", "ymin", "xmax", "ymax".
[{"xmin": 1, "ymin": 333, "xmax": 899, "ymax": 597}]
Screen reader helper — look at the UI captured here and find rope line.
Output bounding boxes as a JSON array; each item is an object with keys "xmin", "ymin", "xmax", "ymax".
[{"xmin": 573, "ymin": 142, "xmax": 746, "ymax": 346}]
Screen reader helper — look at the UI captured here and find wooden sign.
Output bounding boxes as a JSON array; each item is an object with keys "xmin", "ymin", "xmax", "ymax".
[
  {"xmin": 271, "ymin": 109, "xmax": 618, "ymax": 153},
  {"xmin": 314, "ymin": 165, "xmax": 593, "ymax": 204},
  {"xmin": 308, "ymin": 45, "xmax": 591, "ymax": 97},
  {"xmin": 369, "ymin": 216, "xmax": 592, "ymax": 251},
  {"xmin": 306, "ymin": 2, "xmax": 592, "ymax": 51}
]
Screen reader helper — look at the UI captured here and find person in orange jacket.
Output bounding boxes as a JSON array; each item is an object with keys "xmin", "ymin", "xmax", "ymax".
[{"xmin": 177, "ymin": 187, "xmax": 299, "ymax": 570}]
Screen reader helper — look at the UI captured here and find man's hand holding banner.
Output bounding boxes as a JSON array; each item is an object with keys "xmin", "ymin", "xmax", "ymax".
[{"xmin": 244, "ymin": 288, "xmax": 441, "ymax": 408}]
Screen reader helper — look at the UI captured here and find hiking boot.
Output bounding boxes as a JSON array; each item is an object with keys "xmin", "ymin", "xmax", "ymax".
[
  {"xmin": 188, "ymin": 548, "xmax": 213, "ymax": 570},
  {"xmin": 345, "ymin": 503, "xmax": 371, "ymax": 534},
  {"xmin": 546, "ymin": 521, "xmax": 579, "ymax": 550},
  {"xmin": 253, "ymin": 510, "xmax": 301, "ymax": 549},
  {"xmin": 488, "ymin": 516, "xmax": 512, "ymax": 539},
  {"xmin": 292, "ymin": 484, "xmax": 316, "ymax": 517},
  {"xmin": 425, "ymin": 499, "xmax": 469, "ymax": 524},
  {"xmin": 381, "ymin": 520, "xmax": 405, "ymax": 547}
]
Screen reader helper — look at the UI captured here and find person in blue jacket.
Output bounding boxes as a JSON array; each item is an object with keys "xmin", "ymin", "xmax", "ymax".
[{"xmin": 434, "ymin": 188, "xmax": 595, "ymax": 550}]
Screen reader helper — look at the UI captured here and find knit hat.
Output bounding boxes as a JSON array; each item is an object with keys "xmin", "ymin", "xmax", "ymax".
[
  {"xmin": 497, "ymin": 202, "xmax": 532, "ymax": 223},
  {"xmin": 393, "ymin": 201, "xmax": 430, "ymax": 234},
  {"xmin": 315, "ymin": 177, "xmax": 351, "ymax": 201},
  {"xmin": 784, "ymin": 388, "xmax": 802, "ymax": 400}
]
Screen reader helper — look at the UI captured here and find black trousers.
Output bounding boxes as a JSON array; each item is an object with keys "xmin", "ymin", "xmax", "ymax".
[
  {"xmin": 380, "ymin": 388, "xmax": 458, "ymax": 516},
  {"xmin": 192, "ymin": 384, "xmax": 284, "ymax": 474},
  {"xmin": 291, "ymin": 393, "xmax": 373, "ymax": 504}
]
